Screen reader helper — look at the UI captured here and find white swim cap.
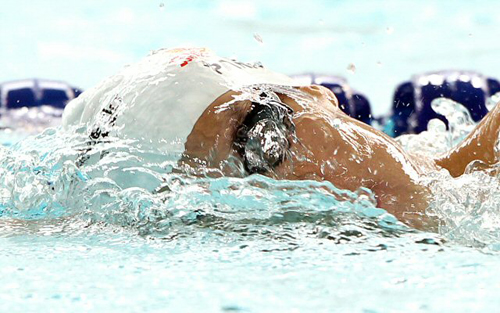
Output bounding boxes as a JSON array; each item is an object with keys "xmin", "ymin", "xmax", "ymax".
[{"xmin": 62, "ymin": 47, "xmax": 298, "ymax": 151}]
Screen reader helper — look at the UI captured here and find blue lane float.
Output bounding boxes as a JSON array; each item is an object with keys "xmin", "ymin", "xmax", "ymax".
[
  {"xmin": 0, "ymin": 78, "xmax": 81, "ymax": 110},
  {"xmin": 388, "ymin": 71, "xmax": 500, "ymax": 136},
  {"xmin": 0, "ymin": 79, "xmax": 82, "ymax": 145}
]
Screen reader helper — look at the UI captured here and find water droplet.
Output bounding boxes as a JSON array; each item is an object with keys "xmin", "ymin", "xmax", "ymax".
[
  {"xmin": 318, "ymin": 19, "xmax": 325, "ymax": 26},
  {"xmin": 159, "ymin": 3, "xmax": 165, "ymax": 10},
  {"xmin": 253, "ymin": 33, "xmax": 264, "ymax": 44},
  {"xmin": 468, "ymin": 33, "xmax": 473, "ymax": 37},
  {"xmin": 386, "ymin": 27, "xmax": 394, "ymax": 34},
  {"xmin": 376, "ymin": 61, "xmax": 382, "ymax": 67},
  {"xmin": 346, "ymin": 63, "xmax": 356, "ymax": 74}
]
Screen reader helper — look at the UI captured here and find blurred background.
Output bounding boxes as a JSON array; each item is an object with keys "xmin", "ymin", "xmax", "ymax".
[{"xmin": 1, "ymin": 0, "xmax": 500, "ymax": 116}]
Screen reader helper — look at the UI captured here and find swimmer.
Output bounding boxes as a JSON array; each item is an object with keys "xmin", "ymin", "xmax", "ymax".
[
  {"xmin": 62, "ymin": 48, "xmax": 500, "ymax": 230},
  {"xmin": 182, "ymin": 84, "xmax": 500, "ymax": 230}
]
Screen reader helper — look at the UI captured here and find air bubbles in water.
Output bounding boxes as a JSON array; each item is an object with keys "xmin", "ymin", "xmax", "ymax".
[
  {"xmin": 253, "ymin": 33, "xmax": 264, "ymax": 45},
  {"xmin": 346, "ymin": 63, "xmax": 356, "ymax": 74},
  {"xmin": 159, "ymin": 3, "xmax": 165, "ymax": 10},
  {"xmin": 386, "ymin": 27, "xmax": 394, "ymax": 34},
  {"xmin": 376, "ymin": 61, "xmax": 382, "ymax": 67}
]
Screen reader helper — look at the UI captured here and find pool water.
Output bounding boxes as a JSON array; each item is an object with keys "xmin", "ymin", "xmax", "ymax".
[
  {"xmin": 2, "ymin": 0, "xmax": 500, "ymax": 305},
  {"xmin": 2, "ymin": 225, "xmax": 498, "ymax": 312}
]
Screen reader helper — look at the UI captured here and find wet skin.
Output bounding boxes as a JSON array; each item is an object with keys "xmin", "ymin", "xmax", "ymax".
[{"xmin": 181, "ymin": 85, "xmax": 500, "ymax": 230}]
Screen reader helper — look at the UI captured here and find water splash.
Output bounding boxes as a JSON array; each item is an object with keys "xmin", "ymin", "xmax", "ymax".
[
  {"xmin": 431, "ymin": 97, "xmax": 476, "ymax": 145},
  {"xmin": 396, "ymin": 98, "xmax": 476, "ymax": 155},
  {"xmin": 0, "ymin": 125, "xmax": 413, "ymax": 250},
  {"xmin": 424, "ymin": 169, "xmax": 500, "ymax": 251},
  {"xmin": 394, "ymin": 97, "xmax": 500, "ymax": 251}
]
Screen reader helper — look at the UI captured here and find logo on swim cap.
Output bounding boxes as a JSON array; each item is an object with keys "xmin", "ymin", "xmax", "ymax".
[
  {"xmin": 201, "ymin": 59, "xmax": 264, "ymax": 76},
  {"xmin": 165, "ymin": 47, "xmax": 211, "ymax": 68}
]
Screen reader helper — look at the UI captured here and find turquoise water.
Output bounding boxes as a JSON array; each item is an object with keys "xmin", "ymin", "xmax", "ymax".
[
  {"xmin": 2, "ymin": 227, "xmax": 498, "ymax": 312},
  {"xmin": 0, "ymin": 112, "xmax": 499, "ymax": 312}
]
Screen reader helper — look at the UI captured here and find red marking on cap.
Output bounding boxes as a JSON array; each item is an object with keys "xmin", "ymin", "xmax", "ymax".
[{"xmin": 180, "ymin": 56, "xmax": 195, "ymax": 67}]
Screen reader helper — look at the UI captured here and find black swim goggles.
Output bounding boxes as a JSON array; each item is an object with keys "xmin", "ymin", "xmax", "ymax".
[{"xmin": 233, "ymin": 91, "xmax": 295, "ymax": 174}]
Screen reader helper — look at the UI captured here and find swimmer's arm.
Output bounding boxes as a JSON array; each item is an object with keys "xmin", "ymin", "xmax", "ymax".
[
  {"xmin": 280, "ymin": 86, "xmax": 435, "ymax": 229},
  {"xmin": 276, "ymin": 111, "xmax": 434, "ymax": 229},
  {"xmin": 372, "ymin": 180, "xmax": 435, "ymax": 230},
  {"xmin": 436, "ymin": 101, "xmax": 500, "ymax": 177}
]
